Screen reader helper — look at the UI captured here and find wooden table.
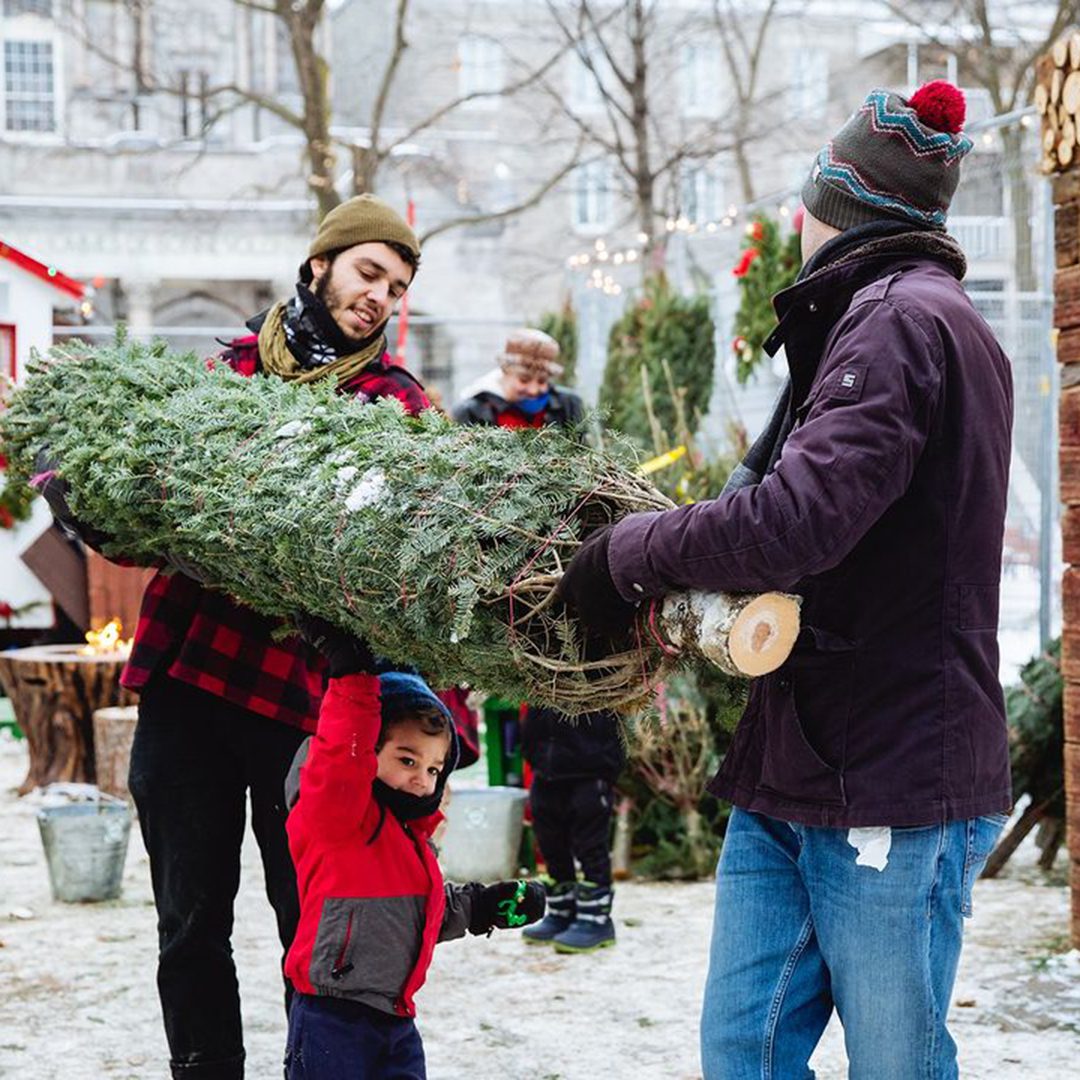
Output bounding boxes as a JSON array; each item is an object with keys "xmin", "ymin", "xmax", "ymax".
[{"xmin": 0, "ymin": 645, "xmax": 136, "ymax": 795}]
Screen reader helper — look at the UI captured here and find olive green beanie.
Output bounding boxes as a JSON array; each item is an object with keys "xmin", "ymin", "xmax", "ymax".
[{"xmin": 308, "ymin": 194, "xmax": 420, "ymax": 260}]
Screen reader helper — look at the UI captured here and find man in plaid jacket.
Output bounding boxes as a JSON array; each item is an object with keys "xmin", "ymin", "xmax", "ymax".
[{"xmin": 124, "ymin": 195, "xmax": 433, "ymax": 1080}]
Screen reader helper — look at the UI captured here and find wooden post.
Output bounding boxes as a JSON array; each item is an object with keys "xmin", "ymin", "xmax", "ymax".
[{"xmin": 1042, "ymin": 34, "xmax": 1080, "ymax": 948}]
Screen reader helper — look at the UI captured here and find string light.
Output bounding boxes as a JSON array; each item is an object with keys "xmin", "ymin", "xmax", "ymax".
[{"xmin": 562, "ymin": 187, "xmax": 802, "ymax": 281}]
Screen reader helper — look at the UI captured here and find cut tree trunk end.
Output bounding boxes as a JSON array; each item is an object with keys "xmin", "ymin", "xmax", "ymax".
[
  {"xmin": 0, "ymin": 646, "xmax": 136, "ymax": 796},
  {"xmin": 660, "ymin": 590, "xmax": 801, "ymax": 677}
]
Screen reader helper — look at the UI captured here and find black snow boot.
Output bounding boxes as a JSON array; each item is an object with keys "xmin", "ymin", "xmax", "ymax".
[{"xmin": 552, "ymin": 881, "xmax": 615, "ymax": 953}]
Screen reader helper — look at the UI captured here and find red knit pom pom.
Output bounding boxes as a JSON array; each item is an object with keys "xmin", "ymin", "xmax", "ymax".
[{"xmin": 908, "ymin": 80, "xmax": 966, "ymax": 133}]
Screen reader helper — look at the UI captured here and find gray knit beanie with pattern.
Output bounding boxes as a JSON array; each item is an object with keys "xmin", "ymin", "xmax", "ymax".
[{"xmin": 801, "ymin": 81, "xmax": 973, "ymax": 232}]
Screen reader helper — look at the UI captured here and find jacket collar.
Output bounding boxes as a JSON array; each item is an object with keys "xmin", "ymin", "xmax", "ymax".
[{"xmin": 765, "ymin": 227, "xmax": 966, "ymax": 358}]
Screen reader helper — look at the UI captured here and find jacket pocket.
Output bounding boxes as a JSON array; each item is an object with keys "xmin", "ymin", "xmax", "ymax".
[
  {"xmin": 954, "ymin": 584, "xmax": 1000, "ymax": 632},
  {"xmin": 309, "ymin": 895, "xmax": 426, "ymax": 998},
  {"xmin": 756, "ymin": 628, "xmax": 855, "ymax": 807}
]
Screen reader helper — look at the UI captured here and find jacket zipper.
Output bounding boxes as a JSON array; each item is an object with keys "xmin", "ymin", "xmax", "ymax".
[{"xmin": 331, "ymin": 912, "xmax": 354, "ymax": 979}]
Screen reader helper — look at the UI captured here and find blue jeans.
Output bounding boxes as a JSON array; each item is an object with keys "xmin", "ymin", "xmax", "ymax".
[{"xmin": 701, "ymin": 808, "xmax": 1006, "ymax": 1080}]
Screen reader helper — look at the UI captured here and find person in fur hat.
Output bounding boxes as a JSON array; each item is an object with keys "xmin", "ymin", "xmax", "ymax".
[
  {"xmin": 558, "ymin": 82, "xmax": 1013, "ymax": 1078},
  {"xmin": 450, "ymin": 328, "xmax": 583, "ymax": 430}
]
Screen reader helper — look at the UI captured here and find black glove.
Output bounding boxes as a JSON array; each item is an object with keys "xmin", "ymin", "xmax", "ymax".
[
  {"xmin": 33, "ymin": 448, "xmax": 117, "ymax": 553},
  {"xmin": 556, "ymin": 524, "xmax": 638, "ymax": 645},
  {"xmin": 467, "ymin": 879, "xmax": 545, "ymax": 936},
  {"xmin": 295, "ymin": 613, "xmax": 377, "ymax": 677}
]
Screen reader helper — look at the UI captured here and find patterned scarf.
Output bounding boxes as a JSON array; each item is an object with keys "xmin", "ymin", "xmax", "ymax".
[{"xmin": 258, "ymin": 284, "xmax": 388, "ymax": 386}]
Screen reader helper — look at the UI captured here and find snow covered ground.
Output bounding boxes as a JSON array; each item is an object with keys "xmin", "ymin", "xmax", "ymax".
[{"xmin": 0, "ymin": 733, "xmax": 1077, "ymax": 1080}]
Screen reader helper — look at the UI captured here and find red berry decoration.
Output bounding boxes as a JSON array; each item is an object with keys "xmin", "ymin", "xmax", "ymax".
[{"xmin": 908, "ymin": 80, "xmax": 965, "ymax": 134}]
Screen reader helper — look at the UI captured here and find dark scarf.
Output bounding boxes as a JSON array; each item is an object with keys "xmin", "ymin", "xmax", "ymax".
[
  {"xmin": 281, "ymin": 283, "xmax": 387, "ymax": 369},
  {"xmin": 722, "ymin": 221, "xmax": 966, "ymax": 494}
]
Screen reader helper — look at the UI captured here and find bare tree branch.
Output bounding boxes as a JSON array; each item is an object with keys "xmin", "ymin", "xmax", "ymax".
[{"xmin": 418, "ymin": 142, "xmax": 584, "ymax": 244}]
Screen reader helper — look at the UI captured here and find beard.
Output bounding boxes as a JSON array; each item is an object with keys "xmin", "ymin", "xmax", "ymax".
[{"xmin": 314, "ymin": 270, "xmax": 381, "ymax": 345}]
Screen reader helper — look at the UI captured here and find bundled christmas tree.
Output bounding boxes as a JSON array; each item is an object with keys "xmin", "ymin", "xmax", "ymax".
[
  {"xmin": 981, "ymin": 639, "xmax": 1064, "ymax": 877},
  {"xmin": 599, "ymin": 275, "xmax": 715, "ymax": 447},
  {"xmin": 0, "ymin": 338, "xmax": 799, "ymax": 712}
]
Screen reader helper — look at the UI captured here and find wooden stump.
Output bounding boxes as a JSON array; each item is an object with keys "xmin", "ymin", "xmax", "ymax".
[
  {"xmin": 0, "ymin": 646, "xmax": 136, "ymax": 796},
  {"xmin": 92, "ymin": 706, "xmax": 139, "ymax": 800}
]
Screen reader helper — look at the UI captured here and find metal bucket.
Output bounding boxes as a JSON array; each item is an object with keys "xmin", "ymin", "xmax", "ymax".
[
  {"xmin": 438, "ymin": 786, "xmax": 529, "ymax": 882},
  {"xmin": 37, "ymin": 799, "xmax": 132, "ymax": 902}
]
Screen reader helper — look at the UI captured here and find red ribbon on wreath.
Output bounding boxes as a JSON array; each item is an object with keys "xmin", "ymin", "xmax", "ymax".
[{"xmin": 732, "ymin": 247, "xmax": 760, "ymax": 278}]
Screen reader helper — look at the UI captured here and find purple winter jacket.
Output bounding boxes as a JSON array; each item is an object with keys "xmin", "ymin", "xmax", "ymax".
[{"xmin": 609, "ymin": 235, "xmax": 1014, "ymax": 827}]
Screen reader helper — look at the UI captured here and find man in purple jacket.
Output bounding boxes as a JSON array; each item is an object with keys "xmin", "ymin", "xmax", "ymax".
[{"xmin": 558, "ymin": 82, "xmax": 1013, "ymax": 1079}]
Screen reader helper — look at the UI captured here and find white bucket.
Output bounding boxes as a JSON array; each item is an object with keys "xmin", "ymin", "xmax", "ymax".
[{"xmin": 438, "ymin": 786, "xmax": 529, "ymax": 882}]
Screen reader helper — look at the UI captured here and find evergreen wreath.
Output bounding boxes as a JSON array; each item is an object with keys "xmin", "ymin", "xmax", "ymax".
[{"xmin": 730, "ymin": 215, "xmax": 802, "ymax": 385}]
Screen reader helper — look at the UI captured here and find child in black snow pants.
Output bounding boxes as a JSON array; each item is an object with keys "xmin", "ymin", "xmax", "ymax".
[
  {"xmin": 521, "ymin": 706, "xmax": 625, "ymax": 953},
  {"xmin": 283, "ymin": 619, "xmax": 544, "ymax": 1079}
]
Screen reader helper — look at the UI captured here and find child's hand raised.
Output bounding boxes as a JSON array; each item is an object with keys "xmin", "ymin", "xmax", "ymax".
[{"xmin": 467, "ymin": 879, "xmax": 546, "ymax": 936}]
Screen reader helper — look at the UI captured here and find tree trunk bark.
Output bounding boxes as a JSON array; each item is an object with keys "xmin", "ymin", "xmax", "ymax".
[
  {"xmin": 1035, "ymin": 816, "xmax": 1065, "ymax": 871},
  {"xmin": 0, "ymin": 646, "xmax": 136, "ymax": 796},
  {"xmin": 611, "ymin": 794, "xmax": 634, "ymax": 881},
  {"xmin": 661, "ymin": 590, "xmax": 801, "ymax": 677}
]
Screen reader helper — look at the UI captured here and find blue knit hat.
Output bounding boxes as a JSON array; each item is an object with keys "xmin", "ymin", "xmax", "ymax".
[{"xmin": 283, "ymin": 671, "xmax": 458, "ymax": 812}]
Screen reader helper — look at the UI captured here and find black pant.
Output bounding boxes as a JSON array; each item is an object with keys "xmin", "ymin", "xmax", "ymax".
[
  {"xmin": 128, "ymin": 675, "xmax": 308, "ymax": 1080},
  {"xmin": 529, "ymin": 776, "xmax": 615, "ymax": 887}
]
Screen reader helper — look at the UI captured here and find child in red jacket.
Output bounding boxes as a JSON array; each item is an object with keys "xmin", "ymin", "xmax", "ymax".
[{"xmin": 283, "ymin": 620, "xmax": 544, "ymax": 1079}]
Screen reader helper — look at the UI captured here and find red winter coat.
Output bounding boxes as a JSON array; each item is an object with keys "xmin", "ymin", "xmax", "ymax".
[{"xmin": 284, "ymin": 674, "xmax": 478, "ymax": 1017}]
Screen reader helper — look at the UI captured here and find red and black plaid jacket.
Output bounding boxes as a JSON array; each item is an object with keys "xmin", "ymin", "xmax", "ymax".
[{"xmin": 121, "ymin": 334, "xmax": 432, "ymax": 732}]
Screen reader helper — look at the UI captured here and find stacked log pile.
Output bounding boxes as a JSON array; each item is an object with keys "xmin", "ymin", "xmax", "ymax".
[{"xmin": 1043, "ymin": 31, "xmax": 1080, "ymax": 947}]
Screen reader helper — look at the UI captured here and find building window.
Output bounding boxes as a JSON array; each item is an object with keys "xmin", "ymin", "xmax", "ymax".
[
  {"xmin": 571, "ymin": 160, "xmax": 613, "ymax": 232},
  {"xmin": 679, "ymin": 44, "xmax": 719, "ymax": 117},
  {"xmin": 789, "ymin": 51, "xmax": 828, "ymax": 122},
  {"xmin": 3, "ymin": 1, "xmax": 52, "ymax": 16},
  {"xmin": 457, "ymin": 35, "xmax": 503, "ymax": 106},
  {"xmin": 569, "ymin": 42, "xmax": 612, "ymax": 111},
  {"xmin": 4, "ymin": 39, "xmax": 55, "ymax": 132},
  {"xmin": 961, "ymin": 87, "xmax": 994, "ymax": 125},
  {"xmin": 680, "ymin": 164, "xmax": 722, "ymax": 225}
]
